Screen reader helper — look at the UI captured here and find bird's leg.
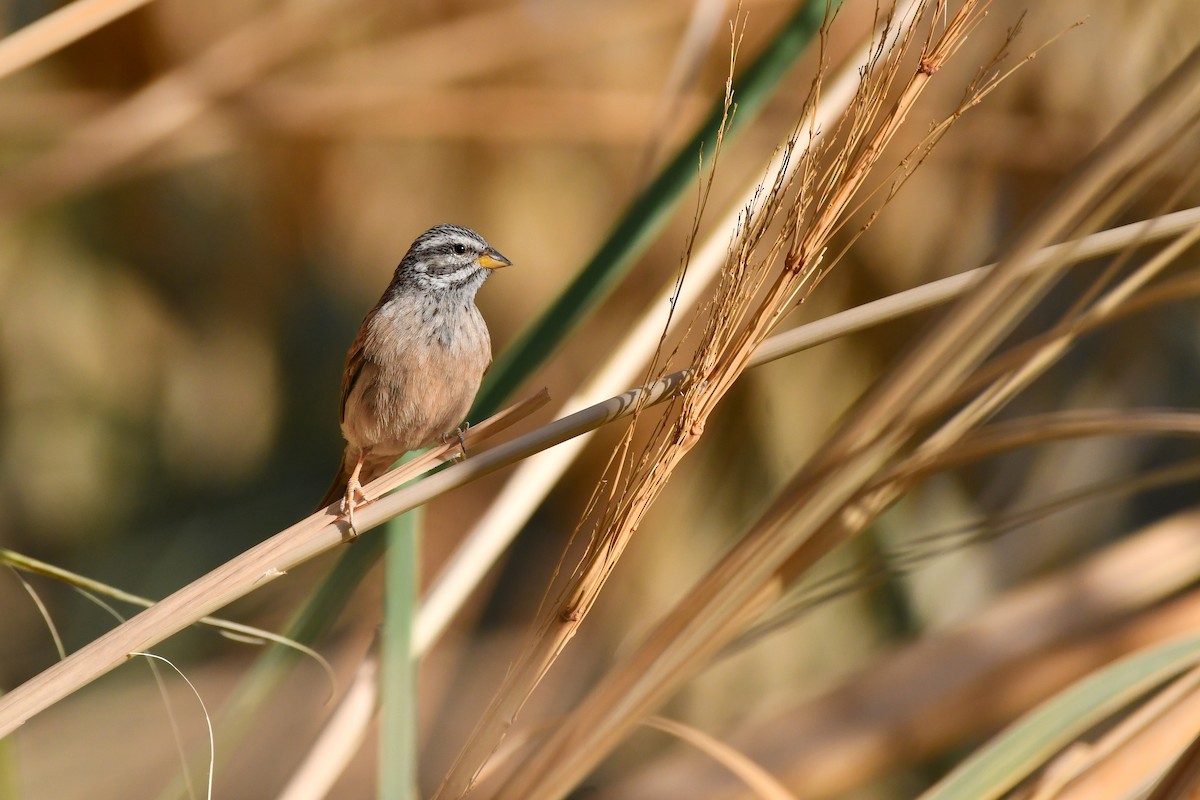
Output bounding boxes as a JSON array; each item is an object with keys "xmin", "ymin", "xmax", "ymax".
[
  {"xmin": 341, "ymin": 454, "xmax": 368, "ymax": 540},
  {"xmin": 456, "ymin": 421, "xmax": 470, "ymax": 459},
  {"xmin": 441, "ymin": 422, "xmax": 470, "ymax": 461}
]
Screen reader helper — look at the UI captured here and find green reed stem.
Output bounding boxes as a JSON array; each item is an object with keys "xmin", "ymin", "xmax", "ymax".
[
  {"xmin": 471, "ymin": 0, "xmax": 836, "ymax": 417},
  {"xmin": 380, "ymin": 507, "xmax": 421, "ymax": 800}
]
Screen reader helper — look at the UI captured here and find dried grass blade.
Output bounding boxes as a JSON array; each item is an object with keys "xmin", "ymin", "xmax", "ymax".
[
  {"xmin": 643, "ymin": 716, "xmax": 798, "ymax": 800},
  {"xmin": 484, "ymin": 28, "xmax": 1200, "ymax": 800}
]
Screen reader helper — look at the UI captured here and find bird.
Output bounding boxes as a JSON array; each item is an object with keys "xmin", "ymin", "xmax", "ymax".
[{"xmin": 318, "ymin": 223, "xmax": 511, "ymax": 536}]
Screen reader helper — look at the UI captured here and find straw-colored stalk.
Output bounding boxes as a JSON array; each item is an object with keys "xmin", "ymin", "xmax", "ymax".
[{"xmin": 0, "ymin": 390, "xmax": 549, "ymax": 738}]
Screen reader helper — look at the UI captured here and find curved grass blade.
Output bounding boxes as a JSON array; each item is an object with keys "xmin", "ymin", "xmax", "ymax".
[{"xmin": 919, "ymin": 634, "xmax": 1200, "ymax": 800}]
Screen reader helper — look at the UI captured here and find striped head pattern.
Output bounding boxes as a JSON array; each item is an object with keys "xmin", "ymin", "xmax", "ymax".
[{"xmin": 393, "ymin": 224, "xmax": 511, "ymax": 294}]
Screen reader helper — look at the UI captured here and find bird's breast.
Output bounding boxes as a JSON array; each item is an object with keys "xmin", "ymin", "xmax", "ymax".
[{"xmin": 344, "ymin": 294, "xmax": 492, "ymax": 454}]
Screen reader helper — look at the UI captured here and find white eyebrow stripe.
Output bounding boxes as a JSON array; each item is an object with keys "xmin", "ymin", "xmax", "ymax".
[{"xmin": 418, "ymin": 230, "xmax": 485, "ymax": 254}]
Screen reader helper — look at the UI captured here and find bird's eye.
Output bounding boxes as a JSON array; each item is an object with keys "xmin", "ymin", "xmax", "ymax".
[{"xmin": 453, "ymin": 243, "xmax": 467, "ymax": 255}]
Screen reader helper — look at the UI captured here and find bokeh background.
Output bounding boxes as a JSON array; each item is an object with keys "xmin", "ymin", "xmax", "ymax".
[{"xmin": 2, "ymin": 1, "xmax": 1199, "ymax": 798}]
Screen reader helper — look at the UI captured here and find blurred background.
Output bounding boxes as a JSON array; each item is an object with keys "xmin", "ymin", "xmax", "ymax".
[{"xmin": 2, "ymin": 0, "xmax": 1200, "ymax": 798}]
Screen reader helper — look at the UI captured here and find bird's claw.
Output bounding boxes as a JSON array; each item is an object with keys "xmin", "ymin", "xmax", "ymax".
[
  {"xmin": 339, "ymin": 478, "xmax": 368, "ymax": 541},
  {"xmin": 442, "ymin": 423, "xmax": 470, "ymax": 461}
]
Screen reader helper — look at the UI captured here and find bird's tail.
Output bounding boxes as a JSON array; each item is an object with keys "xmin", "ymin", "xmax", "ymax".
[{"xmin": 316, "ymin": 459, "xmax": 351, "ymax": 513}]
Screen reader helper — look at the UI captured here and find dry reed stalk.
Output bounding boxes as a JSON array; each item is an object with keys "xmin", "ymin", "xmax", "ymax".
[
  {"xmin": 891, "ymin": 159, "xmax": 1200, "ymax": 468},
  {"xmin": 740, "ymin": 457, "xmax": 1200, "ymax": 649},
  {"xmin": 881, "ymin": 412, "xmax": 1200, "ymax": 485},
  {"xmin": 429, "ymin": 3, "xmax": 1014, "ymax": 797},
  {"xmin": 760, "ymin": 39, "xmax": 1200, "ymax": 637},
  {"xmin": 0, "ymin": 390, "xmax": 548, "ymax": 738},
  {"xmin": 848, "ymin": 196, "xmax": 1200, "ymax": 539},
  {"xmin": 748, "ymin": 204, "xmax": 1200, "ymax": 366},
  {"xmin": 412, "ymin": 201, "xmax": 1198, "ymax": 664},
  {"xmin": 0, "ymin": 0, "xmax": 159, "ymax": 81},
  {"xmin": 468, "ymin": 21, "xmax": 1200, "ymax": 800}
]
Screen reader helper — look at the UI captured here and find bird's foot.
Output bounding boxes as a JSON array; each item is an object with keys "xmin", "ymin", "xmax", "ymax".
[
  {"xmin": 442, "ymin": 423, "xmax": 470, "ymax": 461},
  {"xmin": 339, "ymin": 478, "xmax": 368, "ymax": 541}
]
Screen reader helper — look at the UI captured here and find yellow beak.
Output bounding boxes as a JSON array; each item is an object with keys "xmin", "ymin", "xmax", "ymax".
[{"xmin": 478, "ymin": 247, "xmax": 512, "ymax": 270}]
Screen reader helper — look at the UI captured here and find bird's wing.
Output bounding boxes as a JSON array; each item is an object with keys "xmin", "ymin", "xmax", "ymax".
[{"xmin": 340, "ymin": 323, "xmax": 370, "ymax": 424}]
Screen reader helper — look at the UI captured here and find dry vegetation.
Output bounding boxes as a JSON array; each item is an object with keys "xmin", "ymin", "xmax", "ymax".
[{"xmin": 1, "ymin": 1, "xmax": 1200, "ymax": 799}]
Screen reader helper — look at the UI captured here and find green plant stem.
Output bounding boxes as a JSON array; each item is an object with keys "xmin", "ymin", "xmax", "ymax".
[{"xmin": 381, "ymin": 508, "xmax": 421, "ymax": 800}]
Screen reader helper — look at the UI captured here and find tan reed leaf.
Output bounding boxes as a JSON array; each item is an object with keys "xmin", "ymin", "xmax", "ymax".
[
  {"xmin": 903, "ymin": 128, "xmax": 1200, "ymax": 465},
  {"xmin": 737, "ymin": 457, "xmax": 1200, "ymax": 653},
  {"xmin": 769, "ymin": 46, "xmax": 1200, "ymax": 631}
]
